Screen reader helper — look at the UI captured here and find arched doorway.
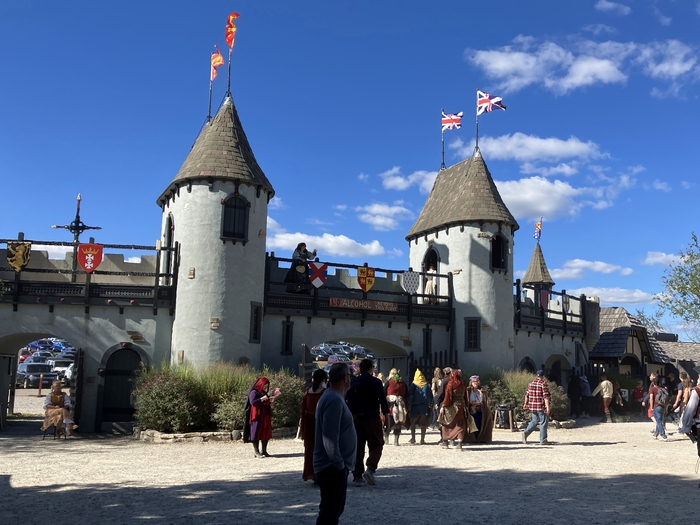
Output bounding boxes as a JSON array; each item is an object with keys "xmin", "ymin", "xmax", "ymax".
[
  {"xmin": 545, "ymin": 354, "xmax": 572, "ymax": 387},
  {"xmin": 519, "ymin": 357, "xmax": 536, "ymax": 373},
  {"xmin": 97, "ymin": 346, "xmax": 144, "ymax": 433}
]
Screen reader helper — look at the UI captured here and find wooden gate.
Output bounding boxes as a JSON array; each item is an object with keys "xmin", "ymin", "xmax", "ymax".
[
  {"xmin": 100, "ymin": 348, "xmax": 142, "ymax": 428},
  {"xmin": 408, "ymin": 348, "xmax": 458, "ymax": 384}
]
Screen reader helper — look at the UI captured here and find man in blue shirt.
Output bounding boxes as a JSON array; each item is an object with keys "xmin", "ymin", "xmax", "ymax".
[{"xmin": 314, "ymin": 363, "xmax": 357, "ymax": 525}]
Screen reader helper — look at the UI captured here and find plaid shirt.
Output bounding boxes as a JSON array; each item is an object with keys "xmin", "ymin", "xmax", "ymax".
[{"xmin": 524, "ymin": 378, "xmax": 550, "ymax": 412}]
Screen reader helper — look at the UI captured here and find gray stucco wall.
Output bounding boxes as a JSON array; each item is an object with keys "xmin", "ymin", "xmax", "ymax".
[{"xmin": 163, "ymin": 180, "xmax": 268, "ymax": 369}]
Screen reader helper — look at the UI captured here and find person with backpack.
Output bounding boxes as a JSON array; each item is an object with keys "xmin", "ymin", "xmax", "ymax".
[{"xmin": 649, "ymin": 376, "xmax": 669, "ymax": 441}]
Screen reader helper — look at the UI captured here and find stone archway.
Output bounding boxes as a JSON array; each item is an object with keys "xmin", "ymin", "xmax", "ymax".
[
  {"xmin": 545, "ymin": 354, "xmax": 572, "ymax": 387},
  {"xmin": 518, "ymin": 357, "xmax": 536, "ymax": 373}
]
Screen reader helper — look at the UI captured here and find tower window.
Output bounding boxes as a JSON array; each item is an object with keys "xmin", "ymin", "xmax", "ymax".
[
  {"xmin": 249, "ymin": 302, "xmax": 262, "ymax": 344},
  {"xmin": 490, "ymin": 234, "xmax": 507, "ymax": 272},
  {"xmin": 281, "ymin": 318, "xmax": 294, "ymax": 355},
  {"xmin": 221, "ymin": 194, "xmax": 249, "ymax": 243},
  {"xmin": 465, "ymin": 317, "xmax": 481, "ymax": 352}
]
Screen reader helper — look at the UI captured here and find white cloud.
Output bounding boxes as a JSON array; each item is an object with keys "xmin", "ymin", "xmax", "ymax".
[
  {"xmin": 652, "ymin": 6, "xmax": 672, "ymax": 26},
  {"xmin": 567, "ymin": 287, "xmax": 655, "ymax": 305},
  {"xmin": 358, "ymin": 173, "xmax": 369, "ymax": 181},
  {"xmin": 268, "ymin": 197, "xmax": 286, "ymax": 210},
  {"xmin": 33, "ymin": 245, "xmax": 72, "ymax": 260},
  {"xmin": 354, "ymin": 202, "xmax": 414, "ymax": 231},
  {"xmin": 642, "ymin": 251, "xmax": 681, "ymax": 266},
  {"xmin": 550, "ymin": 258, "xmax": 633, "ymax": 280},
  {"xmin": 520, "ymin": 162, "xmax": 579, "ymax": 177},
  {"xmin": 332, "ymin": 204, "xmax": 347, "ymax": 211},
  {"xmin": 305, "ymin": 218, "xmax": 333, "ymax": 226},
  {"xmin": 467, "ymin": 36, "xmax": 697, "ymax": 95},
  {"xmin": 652, "ymin": 179, "xmax": 671, "ymax": 192},
  {"xmin": 450, "ymin": 133, "xmax": 602, "ymax": 163},
  {"xmin": 594, "ymin": 0, "xmax": 631, "ymax": 16},
  {"xmin": 496, "ymin": 177, "xmax": 583, "ymax": 220},
  {"xmin": 636, "ymin": 40, "xmax": 697, "ymax": 80},
  {"xmin": 681, "ymin": 181, "xmax": 696, "ymax": 189},
  {"xmin": 583, "ymin": 24, "xmax": 617, "ymax": 35},
  {"xmin": 627, "ymin": 165, "xmax": 646, "ymax": 175},
  {"xmin": 266, "ymin": 217, "xmax": 388, "ymax": 258},
  {"xmin": 379, "ymin": 166, "xmax": 438, "ymax": 194}
]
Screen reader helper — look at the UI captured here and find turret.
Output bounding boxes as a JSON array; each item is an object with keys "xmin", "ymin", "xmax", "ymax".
[{"xmin": 157, "ymin": 96, "xmax": 274, "ymax": 368}]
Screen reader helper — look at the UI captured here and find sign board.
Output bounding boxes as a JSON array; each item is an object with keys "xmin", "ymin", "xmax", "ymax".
[{"xmin": 329, "ymin": 297, "xmax": 398, "ymax": 312}]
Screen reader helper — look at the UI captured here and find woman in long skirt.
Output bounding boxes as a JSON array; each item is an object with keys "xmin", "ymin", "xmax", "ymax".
[
  {"xmin": 244, "ymin": 377, "xmax": 280, "ymax": 458},
  {"xmin": 464, "ymin": 375, "xmax": 493, "ymax": 444},
  {"xmin": 439, "ymin": 370, "xmax": 468, "ymax": 450},
  {"xmin": 300, "ymin": 369, "xmax": 327, "ymax": 481},
  {"xmin": 40, "ymin": 380, "xmax": 77, "ymax": 437}
]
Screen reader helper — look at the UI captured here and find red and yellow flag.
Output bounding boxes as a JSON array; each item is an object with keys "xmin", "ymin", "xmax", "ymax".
[
  {"xmin": 210, "ymin": 44, "xmax": 224, "ymax": 81},
  {"xmin": 225, "ymin": 12, "xmax": 240, "ymax": 49}
]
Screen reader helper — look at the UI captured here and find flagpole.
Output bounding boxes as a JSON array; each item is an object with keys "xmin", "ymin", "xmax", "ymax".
[
  {"xmin": 440, "ymin": 110, "xmax": 446, "ymax": 171},
  {"xmin": 226, "ymin": 47, "xmax": 232, "ymax": 96},
  {"xmin": 475, "ymin": 88, "xmax": 479, "ymax": 152},
  {"xmin": 207, "ymin": 77, "xmax": 213, "ymax": 122}
]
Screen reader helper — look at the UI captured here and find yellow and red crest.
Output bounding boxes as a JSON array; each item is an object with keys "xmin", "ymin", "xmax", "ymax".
[{"xmin": 357, "ymin": 267, "xmax": 375, "ymax": 292}]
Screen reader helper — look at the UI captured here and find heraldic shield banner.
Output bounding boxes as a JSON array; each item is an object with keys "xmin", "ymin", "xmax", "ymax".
[
  {"xmin": 357, "ymin": 267, "xmax": 375, "ymax": 292},
  {"xmin": 7, "ymin": 242, "xmax": 31, "ymax": 272},
  {"xmin": 401, "ymin": 270, "xmax": 420, "ymax": 295},
  {"xmin": 77, "ymin": 243, "xmax": 103, "ymax": 273}
]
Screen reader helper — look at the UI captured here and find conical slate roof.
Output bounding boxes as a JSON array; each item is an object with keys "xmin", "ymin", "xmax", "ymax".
[
  {"xmin": 522, "ymin": 243, "xmax": 555, "ymax": 286},
  {"xmin": 406, "ymin": 149, "xmax": 518, "ymax": 240},
  {"xmin": 157, "ymin": 96, "xmax": 274, "ymax": 205}
]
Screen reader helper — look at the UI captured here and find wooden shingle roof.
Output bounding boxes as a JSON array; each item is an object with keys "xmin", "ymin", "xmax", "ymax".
[
  {"xmin": 406, "ymin": 149, "xmax": 518, "ymax": 240},
  {"xmin": 654, "ymin": 340, "xmax": 700, "ymax": 363},
  {"xmin": 590, "ymin": 307, "xmax": 669, "ymax": 363},
  {"xmin": 522, "ymin": 243, "xmax": 555, "ymax": 286},
  {"xmin": 157, "ymin": 96, "xmax": 274, "ymax": 206}
]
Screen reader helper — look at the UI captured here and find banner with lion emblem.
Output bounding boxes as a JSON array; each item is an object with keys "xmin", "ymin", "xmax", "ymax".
[{"xmin": 7, "ymin": 242, "xmax": 31, "ymax": 272}]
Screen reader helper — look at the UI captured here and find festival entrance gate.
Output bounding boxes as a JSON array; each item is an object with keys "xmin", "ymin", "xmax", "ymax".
[{"xmin": 96, "ymin": 346, "xmax": 144, "ymax": 433}]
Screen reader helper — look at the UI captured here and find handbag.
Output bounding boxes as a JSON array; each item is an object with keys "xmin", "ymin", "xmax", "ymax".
[{"xmin": 437, "ymin": 405, "xmax": 458, "ymax": 426}]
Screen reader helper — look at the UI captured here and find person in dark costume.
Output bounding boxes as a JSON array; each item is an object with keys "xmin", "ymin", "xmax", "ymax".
[
  {"xmin": 300, "ymin": 369, "xmax": 327, "ymax": 481},
  {"xmin": 243, "ymin": 377, "xmax": 280, "ymax": 458},
  {"xmin": 464, "ymin": 375, "xmax": 493, "ymax": 444},
  {"xmin": 285, "ymin": 242, "xmax": 317, "ymax": 294}
]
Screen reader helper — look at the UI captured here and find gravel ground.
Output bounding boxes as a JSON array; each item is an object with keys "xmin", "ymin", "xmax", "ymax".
[{"xmin": 1, "ymin": 408, "xmax": 699, "ymax": 525}]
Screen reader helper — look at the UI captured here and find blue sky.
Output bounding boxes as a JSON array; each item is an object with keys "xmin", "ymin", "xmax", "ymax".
[{"xmin": 1, "ymin": 1, "xmax": 698, "ymax": 331}]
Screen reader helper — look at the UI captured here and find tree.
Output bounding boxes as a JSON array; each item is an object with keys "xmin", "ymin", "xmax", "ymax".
[
  {"xmin": 657, "ymin": 232, "xmax": 700, "ymax": 342},
  {"xmin": 633, "ymin": 308, "xmax": 666, "ymax": 335}
]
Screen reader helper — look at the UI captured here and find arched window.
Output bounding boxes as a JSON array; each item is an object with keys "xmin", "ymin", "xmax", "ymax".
[
  {"xmin": 490, "ymin": 233, "xmax": 507, "ymax": 272},
  {"xmin": 221, "ymin": 194, "xmax": 249, "ymax": 243}
]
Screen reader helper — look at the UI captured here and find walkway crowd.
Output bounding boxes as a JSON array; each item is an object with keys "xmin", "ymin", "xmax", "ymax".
[{"xmin": 243, "ymin": 361, "xmax": 700, "ymax": 525}]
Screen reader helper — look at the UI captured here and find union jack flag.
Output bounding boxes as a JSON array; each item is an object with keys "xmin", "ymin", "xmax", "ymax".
[
  {"xmin": 477, "ymin": 90, "xmax": 506, "ymax": 115},
  {"xmin": 441, "ymin": 110, "xmax": 463, "ymax": 132}
]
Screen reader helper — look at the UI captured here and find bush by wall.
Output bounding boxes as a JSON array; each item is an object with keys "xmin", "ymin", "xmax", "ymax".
[{"xmin": 133, "ymin": 363, "xmax": 305, "ymax": 433}]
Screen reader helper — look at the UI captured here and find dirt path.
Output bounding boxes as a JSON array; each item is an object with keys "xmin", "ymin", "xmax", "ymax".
[{"xmin": 1, "ymin": 417, "xmax": 698, "ymax": 524}]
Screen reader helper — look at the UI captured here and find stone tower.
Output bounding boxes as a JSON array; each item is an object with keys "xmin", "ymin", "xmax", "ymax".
[
  {"xmin": 157, "ymin": 96, "xmax": 275, "ymax": 368},
  {"xmin": 406, "ymin": 148, "xmax": 519, "ymax": 369}
]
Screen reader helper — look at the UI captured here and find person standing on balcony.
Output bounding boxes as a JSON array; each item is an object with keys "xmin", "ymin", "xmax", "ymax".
[
  {"xmin": 424, "ymin": 265, "xmax": 436, "ymax": 304},
  {"xmin": 285, "ymin": 242, "xmax": 317, "ymax": 294}
]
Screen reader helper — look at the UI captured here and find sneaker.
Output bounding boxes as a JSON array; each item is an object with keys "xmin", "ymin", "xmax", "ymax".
[
  {"xmin": 362, "ymin": 469, "xmax": 376, "ymax": 486},
  {"xmin": 352, "ymin": 477, "xmax": 366, "ymax": 487},
  {"xmin": 661, "ymin": 435, "xmax": 668, "ymax": 442},
  {"xmin": 521, "ymin": 432, "xmax": 528, "ymax": 444},
  {"xmin": 539, "ymin": 440, "xmax": 551, "ymax": 445}
]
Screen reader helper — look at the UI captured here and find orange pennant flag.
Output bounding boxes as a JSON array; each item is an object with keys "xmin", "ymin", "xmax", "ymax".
[
  {"xmin": 225, "ymin": 12, "xmax": 240, "ymax": 49},
  {"xmin": 210, "ymin": 45, "xmax": 224, "ymax": 81}
]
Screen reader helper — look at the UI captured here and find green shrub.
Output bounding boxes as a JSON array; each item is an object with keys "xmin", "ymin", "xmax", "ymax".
[
  {"xmin": 265, "ymin": 366, "xmax": 306, "ymax": 429},
  {"xmin": 212, "ymin": 397, "xmax": 246, "ymax": 431},
  {"xmin": 546, "ymin": 380, "xmax": 569, "ymax": 421},
  {"xmin": 483, "ymin": 369, "xmax": 569, "ymax": 421},
  {"xmin": 132, "ymin": 367, "xmax": 197, "ymax": 433}
]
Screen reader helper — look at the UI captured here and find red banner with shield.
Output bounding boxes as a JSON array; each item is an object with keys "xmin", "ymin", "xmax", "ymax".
[{"xmin": 77, "ymin": 243, "xmax": 103, "ymax": 274}]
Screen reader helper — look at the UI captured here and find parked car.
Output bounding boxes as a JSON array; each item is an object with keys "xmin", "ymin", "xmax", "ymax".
[
  {"xmin": 27, "ymin": 339, "xmax": 54, "ymax": 352},
  {"xmin": 326, "ymin": 354, "xmax": 351, "ymax": 364},
  {"xmin": 18, "ymin": 348, "xmax": 31, "ymax": 364},
  {"xmin": 50, "ymin": 359, "xmax": 73, "ymax": 377},
  {"xmin": 54, "ymin": 351, "xmax": 76, "ymax": 360},
  {"xmin": 32, "ymin": 350, "xmax": 55, "ymax": 359},
  {"xmin": 24, "ymin": 356, "xmax": 48, "ymax": 364},
  {"xmin": 16, "ymin": 363, "xmax": 58, "ymax": 388},
  {"xmin": 309, "ymin": 344, "xmax": 334, "ymax": 360},
  {"xmin": 49, "ymin": 338, "xmax": 74, "ymax": 352}
]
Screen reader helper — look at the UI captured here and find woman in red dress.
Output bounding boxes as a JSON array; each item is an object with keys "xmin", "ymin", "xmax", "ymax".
[
  {"xmin": 244, "ymin": 377, "xmax": 280, "ymax": 458},
  {"xmin": 440, "ymin": 369, "xmax": 468, "ymax": 450},
  {"xmin": 300, "ymin": 369, "xmax": 328, "ymax": 481}
]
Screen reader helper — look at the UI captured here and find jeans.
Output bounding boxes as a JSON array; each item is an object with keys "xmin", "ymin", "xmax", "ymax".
[
  {"xmin": 525, "ymin": 411, "xmax": 549, "ymax": 443},
  {"xmin": 652, "ymin": 406, "xmax": 666, "ymax": 438},
  {"xmin": 316, "ymin": 466, "xmax": 348, "ymax": 525}
]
